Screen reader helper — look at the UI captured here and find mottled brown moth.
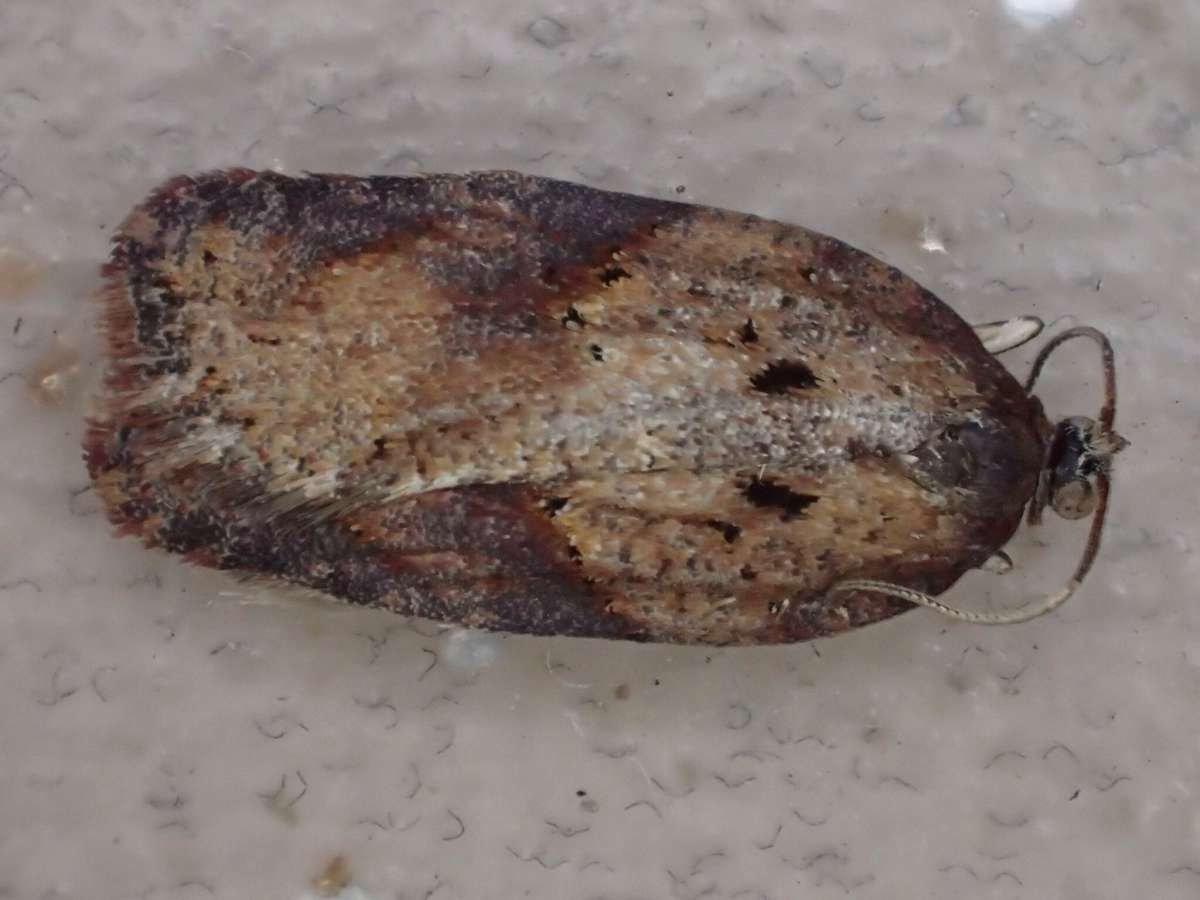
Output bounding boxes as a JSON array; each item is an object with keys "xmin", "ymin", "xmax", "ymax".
[{"xmin": 85, "ymin": 169, "xmax": 1126, "ymax": 645}]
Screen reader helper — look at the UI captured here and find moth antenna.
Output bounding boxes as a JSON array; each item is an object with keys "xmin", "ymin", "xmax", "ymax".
[
  {"xmin": 825, "ymin": 578, "xmax": 1071, "ymax": 625},
  {"xmin": 827, "ymin": 469, "xmax": 1109, "ymax": 624},
  {"xmin": 1026, "ymin": 326, "xmax": 1120, "ymax": 526},
  {"xmin": 1023, "ymin": 325, "xmax": 1117, "ymax": 434}
]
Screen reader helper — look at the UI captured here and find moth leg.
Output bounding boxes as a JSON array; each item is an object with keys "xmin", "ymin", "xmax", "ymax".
[
  {"xmin": 980, "ymin": 550, "xmax": 1013, "ymax": 574},
  {"xmin": 973, "ymin": 316, "xmax": 1044, "ymax": 354}
]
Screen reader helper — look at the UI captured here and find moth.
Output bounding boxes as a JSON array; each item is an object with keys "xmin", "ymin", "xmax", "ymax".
[{"xmin": 85, "ymin": 169, "xmax": 1126, "ymax": 645}]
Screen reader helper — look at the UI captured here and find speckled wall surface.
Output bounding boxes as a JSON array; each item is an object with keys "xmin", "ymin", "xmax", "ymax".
[{"xmin": 1, "ymin": 2, "xmax": 1196, "ymax": 898}]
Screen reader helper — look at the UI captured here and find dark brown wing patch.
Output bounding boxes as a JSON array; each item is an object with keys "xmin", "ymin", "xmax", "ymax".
[
  {"xmin": 749, "ymin": 360, "xmax": 820, "ymax": 393},
  {"xmin": 743, "ymin": 478, "xmax": 820, "ymax": 520}
]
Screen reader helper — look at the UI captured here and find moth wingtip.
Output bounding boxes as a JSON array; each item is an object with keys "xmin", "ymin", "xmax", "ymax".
[{"xmin": 106, "ymin": 167, "xmax": 264, "ymax": 248}]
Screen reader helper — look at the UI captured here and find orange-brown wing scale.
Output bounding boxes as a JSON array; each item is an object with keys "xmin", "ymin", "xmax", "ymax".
[{"xmin": 86, "ymin": 170, "xmax": 1049, "ymax": 645}]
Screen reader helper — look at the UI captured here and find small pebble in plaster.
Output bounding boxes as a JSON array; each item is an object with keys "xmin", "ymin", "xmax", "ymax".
[
  {"xmin": 527, "ymin": 16, "xmax": 571, "ymax": 48},
  {"xmin": 313, "ymin": 855, "xmax": 352, "ymax": 898},
  {"xmin": 442, "ymin": 628, "xmax": 502, "ymax": 670},
  {"xmin": 0, "ymin": 244, "xmax": 45, "ymax": 301},
  {"xmin": 28, "ymin": 340, "xmax": 80, "ymax": 406},
  {"xmin": 1002, "ymin": 0, "xmax": 1080, "ymax": 28},
  {"xmin": 301, "ymin": 888, "xmax": 373, "ymax": 900},
  {"xmin": 920, "ymin": 219, "xmax": 949, "ymax": 254}
]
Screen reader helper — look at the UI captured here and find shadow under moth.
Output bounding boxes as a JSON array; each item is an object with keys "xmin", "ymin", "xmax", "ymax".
[{"xmin": 85, "ymin": 169, "xmax": 1126, "ymax": 645}]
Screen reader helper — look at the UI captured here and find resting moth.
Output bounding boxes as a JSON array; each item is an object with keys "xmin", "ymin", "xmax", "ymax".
[{"xmin": 84, "ymin": 169, "xmax": 1126, "ymax": 645}]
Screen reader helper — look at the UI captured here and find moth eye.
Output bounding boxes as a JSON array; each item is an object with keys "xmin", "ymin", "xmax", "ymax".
[
  {"xmin": 750, "ymin": 360, "xmax": 819, "ymax": 394},
  {"xmin": 743, "ymin": 479, "xmax": 819, "ymax": 521},
  {"xmin": 1051, "ymin": 478, "xmax": 1096, "ymax": 520}
]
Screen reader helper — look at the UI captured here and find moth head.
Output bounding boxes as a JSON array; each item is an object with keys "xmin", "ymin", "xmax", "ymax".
[
  {"xmin": 1025, "ymin": 327, "xmax": 1127, "ymax": 529},
  {"xmin": 1019, "ymin": 326, "xmax": 1127, "ymax": 610},
  {"xmin": 1038, "ymin": 415, "xmax": 1129, "ymax": 521}
]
